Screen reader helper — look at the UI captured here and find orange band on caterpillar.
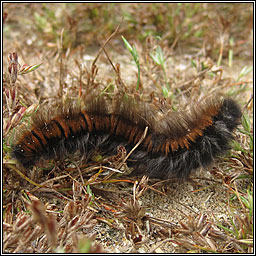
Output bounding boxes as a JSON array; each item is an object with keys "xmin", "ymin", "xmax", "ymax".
[{"xmin": 11, "ymin": 96, "xmax": 242, "ymax": 179}]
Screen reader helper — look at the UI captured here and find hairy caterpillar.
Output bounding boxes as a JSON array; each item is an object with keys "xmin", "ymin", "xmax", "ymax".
[{"xmin": 11, "ymin": 95, "xmax": 242, "ymax": 180}]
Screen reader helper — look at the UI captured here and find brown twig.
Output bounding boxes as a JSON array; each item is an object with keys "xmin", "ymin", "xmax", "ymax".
[{"xmin": 92, "ymin": 17, "xmax": 123, "ymax": 68}]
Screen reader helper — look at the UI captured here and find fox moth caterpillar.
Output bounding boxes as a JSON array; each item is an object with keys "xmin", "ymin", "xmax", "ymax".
[{"xmin": 11, "ymin": 95, "xmax": 242, "ymax": 180}]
